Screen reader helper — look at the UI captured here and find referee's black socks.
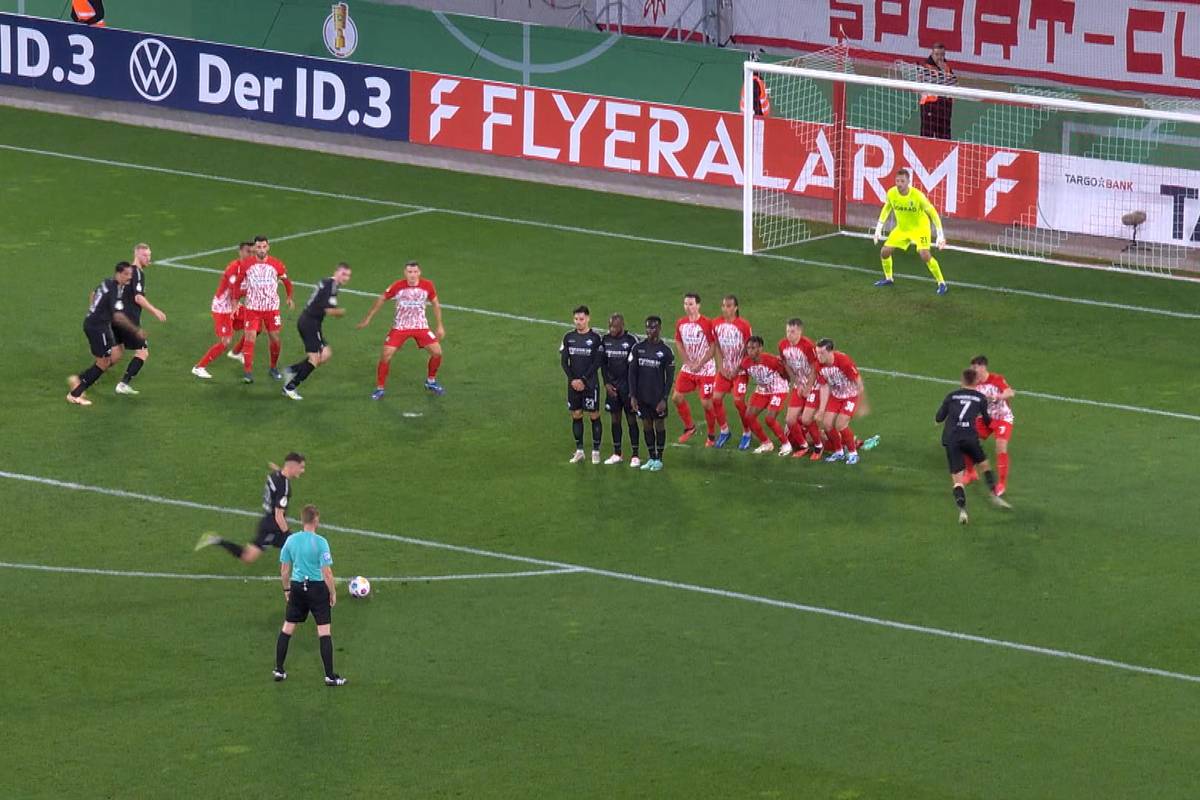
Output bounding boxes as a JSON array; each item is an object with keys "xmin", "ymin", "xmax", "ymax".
[
  {"xmin": 319, "ymin": 635, "xmax": 335, "ymax": 679},
  {"xmin": 275, "ymin": 631, "xmax": 291, "ymax": 671},
  {"xmin": 953, "ymin": 485, "xmax": 967, "ymax": 509},
  {"xmin": 216, "ymin": 539, "xmax": 244, "ymax": 559}
]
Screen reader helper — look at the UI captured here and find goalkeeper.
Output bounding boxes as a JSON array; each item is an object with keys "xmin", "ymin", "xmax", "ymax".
[{"xmin": 872, "ymin": 168, "xmax": 949, "ymax": 295}]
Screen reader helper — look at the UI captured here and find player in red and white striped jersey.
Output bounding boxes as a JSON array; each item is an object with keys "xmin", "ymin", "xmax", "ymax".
[
  {"xmin": 777, "ymin": 319, "xmax": 824, "ymax": 460},
  {"xmin": 192, "ymin": 242, "xmax": 251, "ymax": 379},
  {"xmin": 815, "ymin": 338, "xmax": 865, "ymax": 465},
  {"xmin": 670, "ymin": 293, "xmax": 718, "ymax": 446},
  {"xmin": 357, "ymin": 260, "xmax": 446, "ymax": 398},
  {"xmin": 239, "ymin": 235, "xmax": 294, "ymax": 383},
  {"xmin": 739, "ymin": 337, "xmax": 790, "ymax": 454},
  {"xmin": 967, "ymin": 355, "xmax": 1015, "ymax": 496},
  {"xmin": 712, "ymin": 294, "xmax": 753, "ymax": 449}
]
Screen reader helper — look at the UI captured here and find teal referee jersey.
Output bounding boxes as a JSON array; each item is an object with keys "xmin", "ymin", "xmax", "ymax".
[{"xmin": 280, "ymin": 531, "xmax": 332, "ymax": 581}]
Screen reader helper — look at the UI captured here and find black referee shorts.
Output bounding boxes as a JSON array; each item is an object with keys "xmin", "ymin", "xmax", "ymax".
[
  {"xmin": 84, "ymin": 323, "xmax": 116, "ymax": 358},
  {"xmin": 253, "ymin": 515, "xmax": 289, "ymax": 549},
  {"xmin": 945, "ymin": 439, "xmax": 987, "ymax": 474},
  {"xmin": 285, "ymin": 580, "xmax": 332, "ymax": 625},
  {"xmin": 298, "ymin": 315, "xmax": 326, "ymax": 354}
]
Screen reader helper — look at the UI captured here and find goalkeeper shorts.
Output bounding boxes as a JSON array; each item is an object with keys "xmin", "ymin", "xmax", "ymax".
[{"xmin": 884, "ymin": 227, "xmax": 932, "ymax": 251}]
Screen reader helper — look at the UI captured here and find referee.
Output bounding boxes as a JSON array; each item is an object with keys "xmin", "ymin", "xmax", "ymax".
[
  {"xmin": 936, "ymin": 369, "xmax": 1011, "ymax": 524},
  {"xmin": 274, "ymin": 505, "xmax": 347, "ymax": 686}
]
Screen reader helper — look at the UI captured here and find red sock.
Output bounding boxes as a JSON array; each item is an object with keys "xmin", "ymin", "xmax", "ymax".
[
  {"xmin": 197, "ymin": 342, "xmax": 226, "ymax": 368},
  {"xmin": 806, "ymin": 422, "xmax": 823, "ymax": 448},
  {"xmin": 269, "ymin": 339, "xmax": 281, "ymax": 369},
  {"xmin": 703, "ymin": 407, "xmax": 717, "ymax": 436},
  {"xmin": 713, "ymin": 399, "xmax": 729, "ymax": 430},
  {"xmin": 427, "ymin": 354, "xmax": 442, "ymax": 380},
  {"xmin": 826, "ymin": 428, "xmax": 843, "ymax": 451},
  {"xmin": 231, "ymin": 336, "xmax": 244, "ymax": 355},
  {"xmin": 964, "ymin": 455, "xmax": 976, "ymax": 474},
  {"xmin": 787, "ymin": 421, "xmax": 805, "ymax": 448},
  {"xmin": 766, "ymin": 416, "xmax": 787, "ymax": 444},
  {"xmin": 842, "ymin": 426, "xmax": 858, "ymax": 453},
  {"xmin": 376, "ymin": 360, "xmax": 391, "ymax": 389},
  {"xmin": 676, "ymin": 400, "xmax": 695, "ymax": 430},
  {"xmin": 997, "ymin": 452, "xmax": 1009, "ymax": 483},
  {"xmin": 747, "ymin": 415, "xmax": 767, "ymax": 443},
  {"xmin": 734, "ymin": 400, "xmax": 748, "ymax": 432},
  {"xmin": 242, "ymin": 339, "xmax": 256, "ymax": 372}
]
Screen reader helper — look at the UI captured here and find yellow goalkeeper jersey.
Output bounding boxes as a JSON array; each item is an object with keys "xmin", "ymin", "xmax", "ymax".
[{"xmin": 879, "ymin": 186, "xmax": 943, "ymax": 232}]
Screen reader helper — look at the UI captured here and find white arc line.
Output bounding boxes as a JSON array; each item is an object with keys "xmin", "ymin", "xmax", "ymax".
[
  {"xmin": 0, "ymin": 561, "xmax": 582, "ymax": 583},
  {"xmin": 2, "ymin": 469, "xmax": 1198, "ymax": 686},
  {"xmin": 2, "ymin": 142, "xmax": 1198, "ymax": 320}
]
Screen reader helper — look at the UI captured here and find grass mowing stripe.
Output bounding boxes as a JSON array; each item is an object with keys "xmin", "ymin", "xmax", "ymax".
[
  {"xmin": 155, "ymin": 256, "xmax": 1200, "ymax": 423},
  {"xmin": 4, "ymin": 468, "xmax": 1199, "ymax": 686},
  {"xmin": 0, "ymin": 561, "xmax": 582, "ymax": 583},
  {"xmin": 4, "ymin": 142, "xmax": 1198, "ymax": 321}
]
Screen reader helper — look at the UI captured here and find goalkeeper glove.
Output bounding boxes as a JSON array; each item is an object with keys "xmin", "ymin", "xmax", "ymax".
[
  {"xmin": 873, "ymin": 222, "xmax": 883, "ymax": 246},
  {"xmin": 935, "ymin": 230, "xmax": 946, "ymax": 249}
]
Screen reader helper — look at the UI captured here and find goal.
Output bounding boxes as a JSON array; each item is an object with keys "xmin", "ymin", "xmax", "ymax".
[{"xmin": 741, "ymin": 57, "xmax": 1200, "ymax": 278}]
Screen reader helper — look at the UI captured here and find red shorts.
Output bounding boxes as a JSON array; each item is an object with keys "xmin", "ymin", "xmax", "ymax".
[
  {"xmin": 385, "ymin": 328, "xmax": 438, "ymax": 349},
  {"xmin": 242, "ymin": 309, "xmax": 282, "ymax": 334},
  {"xmin": 788, "ymin": 388, "xmax": 818, "ymax": 410},
  {"xmin": 824, "ymin": 395, "xmax": 859, "ymax": 417},
  {"xmin": 232, "ymin": 306, "xmax": 246, "ymax": 332},
  {"xmin": 750, "ymin": 392, "xmax": 786, "ymax": 411},
  {"xmin": 975, "ymin": 418, "xmax": 1013, "ymax": 441},
  {"xmin": 674, "ymin": 372, "xmax": 715, "ymax": 398},
  {"xmin": 714, "ymin": 373, "xmax": 748, "ymax": 400},
  {"xmin": 211, "ymin": 312, "xmax": 234, "ymax": 338}
]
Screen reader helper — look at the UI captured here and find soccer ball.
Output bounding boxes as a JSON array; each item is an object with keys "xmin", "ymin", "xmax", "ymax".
[{"xmin": 348, "ymin": 576, "xmax": 371, "ymax": 598}]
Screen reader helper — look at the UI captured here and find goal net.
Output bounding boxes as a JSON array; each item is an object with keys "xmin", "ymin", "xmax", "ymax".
[{"xmin": 742, "ymin": 59, "xmax": 1200, "ymax": 278}]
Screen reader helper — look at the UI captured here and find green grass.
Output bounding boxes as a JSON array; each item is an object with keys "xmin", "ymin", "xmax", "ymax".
[{"xmin": 3, "ymin": 104, "xmax": 1200, "ymax": 799}]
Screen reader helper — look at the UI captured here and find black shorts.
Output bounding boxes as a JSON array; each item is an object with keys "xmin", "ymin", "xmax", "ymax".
[
  {"xmin": 567, "ymin": 381, "xmax": 600, "ymax": 413},
  {"xmin": 113, "ymin": 323, "xmax": 147, "ymax": 350},
  {"xmin": 84, "ymin": 323, "xmax": 116, "ymax": 358},
  {"xmin": 253, "ymin": 515, "xmax": 290, "ymax": 549},
  {"xmin": 635, "ymin": 398, "xmax": 668, "ymax": 421},
  {"xmin": 285, "ymin": 580, "xmax": 332, "ymax": 625},
  {"xmin": 298, "ymin": 316, "xmax": 326, "ymax": 354},
  {"xmin": 945, "ymin": 439, "xmax": 987, "ymax": 474},
  {"xmin": 604, "ymin": 385, "xmax": 634, "ymax": 414}
]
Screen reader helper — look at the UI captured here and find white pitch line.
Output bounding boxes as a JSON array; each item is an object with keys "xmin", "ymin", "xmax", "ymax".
[
  {"xmin": 3, "ymin": 142, "xmax": 1198, "ymax": 320},
  {"xmin": 2, "ymin": 469, "xmax": 1198, "ymax": 686},
  {"xmin": 163, "ymin": 209, "xmax": 434, "ymax": 263},
  {"xmin": 0, "ymin": 561, "xmax": 581, "ymax": 583},
  {"xmin": 151, "ymin": 255, "xmax": 1200, "ymax": 423}
]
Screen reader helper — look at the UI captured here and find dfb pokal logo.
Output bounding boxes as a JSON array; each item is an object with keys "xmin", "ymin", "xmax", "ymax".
[
  {"xmin": 129, "ymin": 39, "xmax": 178, "ymax": 102},
  {"xmin": 323, "ymin": 2, "xmax": 359, "ymax": 59}
]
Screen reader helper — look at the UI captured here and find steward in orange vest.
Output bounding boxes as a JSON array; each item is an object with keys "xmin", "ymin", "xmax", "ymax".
[{"xmin": 71, "ymin": 0, "xmax": 106, "ymax": 27}]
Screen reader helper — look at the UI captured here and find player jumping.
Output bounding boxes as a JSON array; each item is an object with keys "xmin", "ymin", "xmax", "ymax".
[
  {"xmin": 873, "ymin": 167, "xmax": 949, "ymax": 295},
  {"xmin": 815, "ymin": 339, "xmax": 865, "ymax": 465},
  {"xmin": 113, "ymin": 243, "xmax": 167, "ymax": 396},
  {"xmin": 966, "ymin": 355, "xmax": 1015, "ymax": 496},
  {"xmin": 671, "ymin": 293, "xmax": 718, "ymax": 447},
  {"xmin": 601, "ymin": 313, "xmax": 641, "ymax": 467},
  {"xmin": 778, "ymin": 318, "xmax": 822, "ymax": 459},
  {"xmin": 712, "ymin": 294, "xmax": 753, "ymax": 449},
  {"xmin": 558, "ymin": 305, "xmax": 604, "ymax": 464},
  {"xmin": 358, "ymin": 260, "xmax": 445, "ymax": 398},
  {"xmin": 67, "ymin": 262, "xmax": 139, "ymax": 406},
  {"xmin": 936, "ymin": 370, "xmax": 1011, "ymax": 524},
  {"xmin": 628, "ymin": 316, "xmax": 675, "ymax": 472},
  {"xmin": 282, "ymin": 263, "xmax": 352, "ymax": 400},
  {"xmin": 240, "ymin": 235, "xmax": 294, "ymax": 383},
  {"xmin": 192, "ymin": 242, "xmax": 251, "ymax": 379},
  {"xmin": 740, "ymin": 336, "xmax": 791, "ymax": 454}
]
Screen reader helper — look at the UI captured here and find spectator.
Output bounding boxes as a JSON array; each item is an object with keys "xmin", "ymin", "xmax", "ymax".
[
  {"xmin": 71, "ymin": 0, "xmax": 105, "ymax": 27},
  {"xmin": 919, "ymin": 42, "xmax": 956, "ymax": 139}
]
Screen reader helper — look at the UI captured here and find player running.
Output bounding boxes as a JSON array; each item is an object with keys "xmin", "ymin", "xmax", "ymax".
[
  {"xmin": 628, "ymin": 316, "xmax": 675, "ymax": 472},
  {"xmin": 936, "ymin": 370, "xmax": 1011, "ymax": 524},
  {"xmin": 113, "ymin": 243, "xmax": 167, "ymax": 396},
  {"xmin": 240, "ymin": 235, "xmax": 294, "ymax": 383},
  {"xmin": 196, "ymin": 453, "xmax": 306, "ymax": 563},
  {"xmin": 282, "ymin": 263, "xmax": 352, "ymax": 400},
  {"xmin": 966, "ymin": 355, "xmax": 1015, "ymax": 496},
  {"xmin": 671, "ymin": 293, "xmax": 718, "ymax": 447},
  {"xmin": 558, "ymin": 305, "xmax": 604, "ymax": 464},
  {"xmin": 192, "ymin": 242, "xmax": 251, "ymax": 379},
  {"xmin": 67, "ymin": 262, "xmax": 139, "ymax": 406},
  {"xmin": 357, "ymin": 261, "xmax": 446, "ymax": 398},
  {"xmin": 778, "ymin": 318, "xmax": 823, "ymax": 459},
  {"xmin": 712, "ymin": 294, "xmax": 753, "ymax": 449},
  {"xmin": 873, "ymin": 167, "xmax": 949, "ymax": 295},
  {"xmin": 739, "ymin": 336, "xmax": 791, "ymax": 454},
  {"xmin": 601, "ymin": 313, "xmax": 641, "ymax": 467},
  {"xmin": 815, "ymin": 339, "xmax": 865, "ymax": 465}
]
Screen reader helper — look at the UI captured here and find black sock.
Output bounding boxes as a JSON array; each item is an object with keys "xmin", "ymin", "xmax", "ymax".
[
  {"xmin": 611, "ymin": 415, "xmax": 623, "ymax": 455},
  {"xmin": 953, "ymin": 486, "xmax": 967, "ymax": 509},
  {"xmin": 983, "ymin": 470, "xmax": 997, "ymax": 492},
  {"xmin": 319, "ymin": 634, "xmax": 335, "ymax": 678},
  {"xmin": 287, "ymin": 361, "xmax": 315, "ymax": 390},
  {"xmin": 73, "ymin": 364, "xmax": 105, "ymax": 395},
  {"xmin": 655, "ymin": 423, "xmax": 666, "ymax": 461},
  {"xmin": 217, "ymin": 539, "xmax": 244, "ymax": 559},
  {"xmin": 626, "ymin": 413, "xmax": 640, "ymax": 456},
  {"xmin": 572, "ymin": 418, "xmax": 584, "ymax": 448},
  {"xmin": 122, "ymin": 356, "xmax": 144, "ymax": 384},
  {"xmin": 275, "ymin": 631, "xmax": 291, "ymax": 671},
  {"xmin": 642, "ymin": 424, "xmax": 655, "ymax": 458},
  {"xmin": 590, "ymin": 417, "xmax": 603, "ymax": 451}
]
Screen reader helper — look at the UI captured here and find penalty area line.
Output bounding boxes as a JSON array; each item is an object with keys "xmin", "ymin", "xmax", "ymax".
[{"xmin": 3, "ymin": 468, "xmax": 1199, "ymax": 686}]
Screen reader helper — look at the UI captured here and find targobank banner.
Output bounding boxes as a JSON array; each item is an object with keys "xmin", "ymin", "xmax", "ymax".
[{"xmin": 0, "ymin": 13, "xmax": 410, "ymax": 140}]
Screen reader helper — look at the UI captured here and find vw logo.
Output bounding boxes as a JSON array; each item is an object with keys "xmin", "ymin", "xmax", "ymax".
[{"xmin": 129, "ymin": 39, "xmax": 177, "ymax": 102}]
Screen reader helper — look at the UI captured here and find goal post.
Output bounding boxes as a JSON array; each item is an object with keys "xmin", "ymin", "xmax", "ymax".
[{"xmin": 742, "ymin": 59, "xmax": 1200, "ymax": 278}]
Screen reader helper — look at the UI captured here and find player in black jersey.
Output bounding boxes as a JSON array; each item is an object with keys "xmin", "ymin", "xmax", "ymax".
[
  {"xmin": 628, "ymin": 316, "xmax": 675, "ymax": 472},
  {"xmin": 283, "ymin": 263, "xmax": 352, "ymax": 400},
  {"xmin": 600, "ymin": 313, "xmax": 641, "ymax": 467},
  {"xmin": 936, "ymin": 369, "xmax": 1011, "ymax": 524},
  {"xmin": 196, "ymin": 453, "xmax": 307, "ymax": 563},
  {"xmin": 114, "ymin": 243, "xmax": 167, "ymax": 396},
  {"xmin": 560, "ymin": 305, "xmax": 604, "ymax": 464},
  {"xmin": 67, "ymin": 262, "xmax": 140, "ymax": 406}
]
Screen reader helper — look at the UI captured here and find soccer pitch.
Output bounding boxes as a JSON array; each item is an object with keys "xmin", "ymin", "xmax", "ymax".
[{"xmin": 4, "ymin": 104, "xmax": 1199, "ymax": 799}]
